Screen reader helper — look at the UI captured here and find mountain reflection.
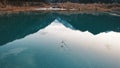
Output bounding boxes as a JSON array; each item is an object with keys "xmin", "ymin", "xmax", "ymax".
[{"xmin": 0, "ymin": 12, "xmax": 120, "ymax": 46}]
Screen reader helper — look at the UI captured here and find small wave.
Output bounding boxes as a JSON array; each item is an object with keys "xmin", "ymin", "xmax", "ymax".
[{"xmin": 109, "ymin": 13, "xmax": 120, "ymax": 17}]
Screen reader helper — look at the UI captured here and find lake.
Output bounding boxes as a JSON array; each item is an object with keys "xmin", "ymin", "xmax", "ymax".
[{"xmin": 0, "ymin": 12, "xmax": 120, "ymax": 68}]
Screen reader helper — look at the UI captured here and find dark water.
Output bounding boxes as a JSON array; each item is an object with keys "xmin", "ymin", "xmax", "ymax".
[{"xmin": 0, "ymin": 12, "xmax": 120, "ymax": 68}]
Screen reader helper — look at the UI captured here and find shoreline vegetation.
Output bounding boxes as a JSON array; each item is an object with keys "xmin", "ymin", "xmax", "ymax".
[{"xmin": 0, "ymin": 2, "xmax": 120, "ymax": 13}]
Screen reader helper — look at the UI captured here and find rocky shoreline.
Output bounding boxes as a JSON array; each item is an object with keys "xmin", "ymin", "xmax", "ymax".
[{"xmin": 0, "ymin": 3, "xmax": 120, "ymax": 14}]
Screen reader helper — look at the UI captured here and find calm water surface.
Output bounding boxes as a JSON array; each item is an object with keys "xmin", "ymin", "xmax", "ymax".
[{"xmin": 0, "ymin": 12, "xmax": 120, "ymax": 68}]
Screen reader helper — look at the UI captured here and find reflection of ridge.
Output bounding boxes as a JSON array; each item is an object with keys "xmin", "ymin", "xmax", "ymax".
[
  {"xmin": 0, "ymin": 13, "xmax": 56, "ymax": 46},
  {"xmin": 56, "ymin": 17, "xmax": 74, "ymax": 30},
  {"xmin": 57, "ymin": 13, "xmax": 120, "ymax": 34}
]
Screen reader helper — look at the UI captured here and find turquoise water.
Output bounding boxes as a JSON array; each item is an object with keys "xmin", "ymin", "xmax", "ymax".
[{"xmin": 0, "ymin": 12, "xmax": 120, "ymax": 68}]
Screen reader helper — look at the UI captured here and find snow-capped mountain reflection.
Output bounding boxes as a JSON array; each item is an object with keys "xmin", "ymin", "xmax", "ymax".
[
  {"xmin": 0, "ymin": 12, "xmax": 120, "ymax": 46},
  {"xmin": 1, "ymin": 18, "xmax": 120, "ymax": 68}
]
